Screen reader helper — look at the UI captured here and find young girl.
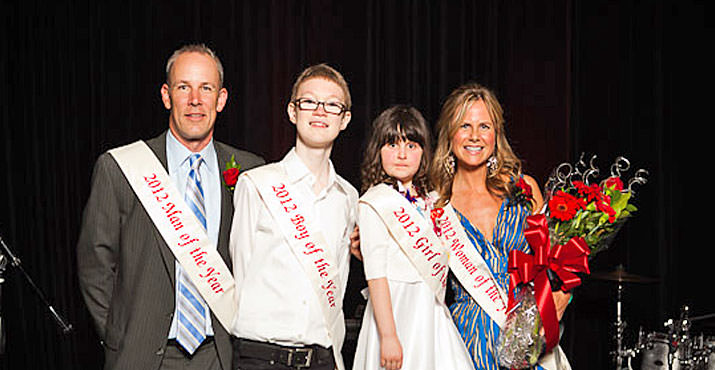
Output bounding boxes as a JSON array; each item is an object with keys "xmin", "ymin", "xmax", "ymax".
[{"xmin": 352, "ymin": 105, "xmax": 474, "ymax": 370}]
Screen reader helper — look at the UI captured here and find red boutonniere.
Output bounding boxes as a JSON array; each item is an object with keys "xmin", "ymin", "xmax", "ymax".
[{"xmin": 222, "ymin": 155, "xmax": 241, "ymax": 192}]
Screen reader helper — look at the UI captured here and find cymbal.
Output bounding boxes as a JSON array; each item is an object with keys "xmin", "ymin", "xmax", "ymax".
[
  {"xmin": 590, "ymin": 266, "xmax": 659, "ymax": 283},
  {"xmin": 690, "ymin": 312, "xmax": 715, "ymax": 323}
]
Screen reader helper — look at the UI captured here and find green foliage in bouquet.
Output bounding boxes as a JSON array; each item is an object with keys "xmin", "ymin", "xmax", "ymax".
[{"xmin": 544, "ymin": 155, "xmax": 648, "ymax": 258}]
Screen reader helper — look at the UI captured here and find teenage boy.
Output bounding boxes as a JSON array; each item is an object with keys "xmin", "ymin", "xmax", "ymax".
[{"xmin": 228, "ymin": 64, "xmax": 358, "ymax": 370}]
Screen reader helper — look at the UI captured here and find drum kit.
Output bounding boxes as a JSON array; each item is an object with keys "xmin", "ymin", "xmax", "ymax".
[{"xmin": 591, "ymin": 265, "xmax": 714, "ymax": 370}]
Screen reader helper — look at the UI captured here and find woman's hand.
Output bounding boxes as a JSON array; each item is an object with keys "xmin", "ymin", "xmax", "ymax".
[
  {"xmin": 380, "ymin": 334, "xmax": 403, "ymax": 370},
  {"xmin": 552, "ymin": 290, "xmax": 571, "ymax": 321},
  {"xmin": 349, "ymin": 225, "xmax": 362, "ymax": 260}
]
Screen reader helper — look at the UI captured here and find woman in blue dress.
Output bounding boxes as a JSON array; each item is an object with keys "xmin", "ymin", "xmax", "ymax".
[{"xmin": 430, "ymin": 82, "xmax": 572, "ymax": 369}]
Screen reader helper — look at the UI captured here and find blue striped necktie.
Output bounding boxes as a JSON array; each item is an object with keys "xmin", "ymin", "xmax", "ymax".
[{"xmin": 176, "ymin": 153, "xmax": 209, "ymax": 354}]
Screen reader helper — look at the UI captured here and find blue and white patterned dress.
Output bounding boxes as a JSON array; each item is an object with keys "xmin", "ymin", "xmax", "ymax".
[{"xmin": 448, "ymin": 199, "xmax": 545, "ymax": 370}]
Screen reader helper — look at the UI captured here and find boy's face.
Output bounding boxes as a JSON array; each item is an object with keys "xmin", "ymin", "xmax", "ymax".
[{"xmin": 288, "ymin": 77, "xmax": 351, "ymax": 149}]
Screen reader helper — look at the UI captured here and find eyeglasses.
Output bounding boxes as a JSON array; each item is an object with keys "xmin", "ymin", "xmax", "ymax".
[{"xmin": 293, "ymin": 98, "xmax": 348, "ymax": 115}]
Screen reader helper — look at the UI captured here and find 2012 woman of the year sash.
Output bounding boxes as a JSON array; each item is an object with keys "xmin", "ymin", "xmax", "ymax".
[{"xmin": 435, "ymin": 204, "xmax": 509, "ymax": 327}]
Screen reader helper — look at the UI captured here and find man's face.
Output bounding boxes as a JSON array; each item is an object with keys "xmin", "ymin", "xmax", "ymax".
[
  {"xmin": 287, "ymin": 77, "xmax": 351, "ymax": 149},
  {"xmin": 161, "ymin": 52, "xmax": 227, "ymax": 150}
]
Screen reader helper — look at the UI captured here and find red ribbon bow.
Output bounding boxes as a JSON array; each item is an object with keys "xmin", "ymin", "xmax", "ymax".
[{"xmin": 507, "ymin": 214, "xmax": 591, "ymax": 351}]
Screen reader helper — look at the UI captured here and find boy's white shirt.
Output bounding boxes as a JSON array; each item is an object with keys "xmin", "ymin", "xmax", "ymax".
[{"xmin": 229, "ymin": 147, "xmax": 358, "ymax": 349}]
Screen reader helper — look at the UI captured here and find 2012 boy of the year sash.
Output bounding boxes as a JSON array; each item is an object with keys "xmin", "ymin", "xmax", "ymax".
[
  {"xmin": 436, "ymin": 204, "xmax": 508, "ymax": 327},
  {"xmin": 244, "ymin": 164, "xmax": 346, "ymax": 370},
  {"xmin": 359, "ymin": 184, "xmax": 448, "ymax": 303},
  {"xmin": 108, "ymin": 140, "xmax": 237, "ymax": 332}
]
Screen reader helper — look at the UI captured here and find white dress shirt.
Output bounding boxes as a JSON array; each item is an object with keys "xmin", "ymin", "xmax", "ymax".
[{"xmin": 229, "ymin": 148, "xmax": 358, "ymax": 347}]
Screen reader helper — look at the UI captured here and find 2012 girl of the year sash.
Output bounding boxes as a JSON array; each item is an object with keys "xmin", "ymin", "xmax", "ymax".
[
  {"xmin": 436, "ymin": 204, "xmax": 508, "ymax": 327},
  {"xmin": 359, "ymin": 184, "xmax": 448, "ymax": 303},
  {"xmin": 244, "ymin": 164, "xmax": 346, "ymax": 370},
  {"xmin": 108, "ymin": 141, "xmax": 237, "ymax": 332}
]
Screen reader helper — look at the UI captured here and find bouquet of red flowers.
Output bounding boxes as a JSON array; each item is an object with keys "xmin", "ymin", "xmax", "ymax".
[
  {"xmin": 498, "ymin": 155, "xmax": 648, "ymax": 368},
  {"xmin": 543, "ymin": 155, "xmax": 648, "ymax": 260}
]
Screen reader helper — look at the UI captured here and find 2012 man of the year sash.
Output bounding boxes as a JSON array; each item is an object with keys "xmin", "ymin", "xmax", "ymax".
[
  {"xmin": 109, "ymin": 141, "xmax": 237, "ymax": 332},
  {"xmin": 359, "ymin": 184, "xmax": 448, "ymax": 303},
  {"xmin": 436, "ymin": 204, "xmax": 509, "ymax": 327},
  {"xmin": 245, "ymin": 164, "xmax": 347, "ymax": 370}
]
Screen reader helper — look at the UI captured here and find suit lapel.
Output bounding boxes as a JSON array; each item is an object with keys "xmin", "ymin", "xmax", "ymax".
[
  {"xmin": 215, "ymin": 143, "xmax": 234, "ymax": 267},
  {"xmin": 144, "ymin": 132, "xmax": 178, "ymax": 283}
]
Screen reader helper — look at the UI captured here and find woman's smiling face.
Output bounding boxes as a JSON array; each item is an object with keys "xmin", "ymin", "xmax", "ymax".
[{"xmin": 450, "ymin": 99, "xmax": 495, "ymax": 170}]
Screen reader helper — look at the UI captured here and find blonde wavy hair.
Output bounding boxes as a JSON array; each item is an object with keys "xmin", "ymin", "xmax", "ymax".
[
  {"xmin": 430, "ymin": 82, "xmax": 523, "ymax": 207},
  {"xmin": 361, "ymin": 105, "xmax": 432, "ymax": 197}
]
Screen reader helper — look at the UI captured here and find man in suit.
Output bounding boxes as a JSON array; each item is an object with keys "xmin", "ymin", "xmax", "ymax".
[{"xmin": 77, "ymin": 44, "xmax": 264, "ymax": 370}]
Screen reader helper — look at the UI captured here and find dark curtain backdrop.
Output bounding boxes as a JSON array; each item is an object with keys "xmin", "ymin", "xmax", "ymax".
[{"xmin": 1, "ymin": 1, "xmax": 710, "ymax": 369}]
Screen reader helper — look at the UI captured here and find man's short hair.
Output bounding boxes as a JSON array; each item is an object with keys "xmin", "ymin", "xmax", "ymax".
[
  {"xmin": 165, "ymin": 43, "xmax": 224, "ymax": 88},
  {"xmin": 290, "ymin": 63, "xmax": 352, "ymax": 110}
]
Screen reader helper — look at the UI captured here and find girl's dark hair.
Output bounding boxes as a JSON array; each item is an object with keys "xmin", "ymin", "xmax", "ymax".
[{"xmin": 360, "ymin": 105, "xmax": 432, "ymax": 196}]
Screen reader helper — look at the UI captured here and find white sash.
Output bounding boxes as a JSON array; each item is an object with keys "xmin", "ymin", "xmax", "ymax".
[
  {"xmin": 359, "ymin": 184, "xmax": 448, "ymax": 303},
  {"xmin": 436, "ymin": 204, "xmax": 508, "ymax": 327},
  {"xmin": 245, "ymin": 164, "xmax": 346, "ymax": 370},
  {"xmin": 108, "ymin": 141, "xmax": 237, "ymax": 332}
]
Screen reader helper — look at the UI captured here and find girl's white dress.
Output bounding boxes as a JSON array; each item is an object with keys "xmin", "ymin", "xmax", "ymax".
[{"xmin": 352, "ymin": 190, "xmax": 475, "ymax": 370}]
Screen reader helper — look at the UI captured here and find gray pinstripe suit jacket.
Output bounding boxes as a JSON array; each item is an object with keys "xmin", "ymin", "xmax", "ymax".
[{"xmin": 77, "ymin": 131, "xmax": 264, "ymax": 370}]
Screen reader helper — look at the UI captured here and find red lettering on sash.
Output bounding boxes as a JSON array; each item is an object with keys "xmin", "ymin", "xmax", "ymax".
[
  {"xmin": 438, "ymin": 210, "xmax": 505, "ymax": 312},
  {"xmin": 391, "ymin": 207, "xmax": 446, "ymax": 288},
  {"xmin": 271, "ymin": 182, "xmax": 337, "ymax": 308},
  {"xmin": 142, "ymin": 173, "xmax": 227, "ymax": 295}
]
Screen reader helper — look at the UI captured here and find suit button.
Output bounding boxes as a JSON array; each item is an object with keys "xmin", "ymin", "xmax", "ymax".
[
  {"xmin": 168, "ymin": 312, "xmax": 174, "ymax": 319},
  {"xmin": 156, "ymin": 347, "xmax": 165, "ymax": 356}
]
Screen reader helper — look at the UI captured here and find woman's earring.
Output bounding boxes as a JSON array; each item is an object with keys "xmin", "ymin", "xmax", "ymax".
[
  {"xmin": 445, "ymin": 153, "xmax": 456, "ymax": 176},
  {"xmin": 487, "ymin": 155, "xmax": 498, "ymax": 174}
]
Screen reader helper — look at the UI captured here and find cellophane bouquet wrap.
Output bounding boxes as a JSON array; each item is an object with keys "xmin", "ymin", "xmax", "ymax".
[
  {"xmin": 497, "ymin": 284, "xmax": 545, "ymax": 368},
  {"xmin": 497, "ymin": 155, "xmax": 648, "ymax": 368}
]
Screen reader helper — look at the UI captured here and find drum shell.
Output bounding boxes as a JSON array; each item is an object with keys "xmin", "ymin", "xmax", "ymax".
[
  {"xmin": 640, "ymin": 332, "xmax": 680, "ymax": 370},
  {"xmin": 640, "ymin": 333, "xmax": 715, "ymax": 370}
]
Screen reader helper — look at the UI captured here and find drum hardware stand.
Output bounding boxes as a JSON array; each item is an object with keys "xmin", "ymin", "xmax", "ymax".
[
  {"xmin": 665, "ymin": 305, "xmax": 697, "ymax": 369},
  {"xmin": 0, "ymin": 235, "xmax": 73, "ymax": 336},
  {"xmin": 665, "ymin": 306, "xmax": 715, "ymax": 369},
  {"xmin": 592, "ymin": 265, "xmax": 658, "ymax": 370},
  {"xmin": 0, "ymin": 252, "xmax": 6, "ymax": 355},
  {"xmin": 689, "ymin": 311, "xmax": 715, "ymax": 367},
  {"xmin": 612, "ymin": 282, "xmax": 638, "ymax": 369}
]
